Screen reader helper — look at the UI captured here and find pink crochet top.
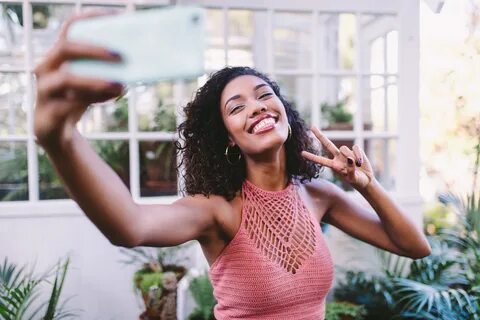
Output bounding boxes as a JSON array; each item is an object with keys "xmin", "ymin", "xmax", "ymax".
[{"xmin": 209, "ymin": 179, "xmax": 334, "ymax": 320}]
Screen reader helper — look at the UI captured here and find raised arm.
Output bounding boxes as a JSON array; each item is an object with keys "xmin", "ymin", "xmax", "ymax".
[
  {"xmin": 34, "ymin": 12, "xmax": 216, "ymax": 248},
  {"xmin": 302, "ymin": 126, "xmax": 431, "ymax": 259}
]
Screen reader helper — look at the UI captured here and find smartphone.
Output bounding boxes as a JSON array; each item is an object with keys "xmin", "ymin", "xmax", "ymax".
[{"xmin": 67, "ymin": 6, "xmax": 205, "ymax": 84}]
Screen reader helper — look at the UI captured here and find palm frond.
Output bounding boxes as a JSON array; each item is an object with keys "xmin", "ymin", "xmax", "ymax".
[
  {"xmin": 393, "ymin": 278, "xmax": 477, "ymax": 318},
  {"xmin": 43, "ymin": 258, "xmax": 70, "ymax": 320},
  {"xmin": 377, "ymin": 250, "xmax": 412, "ymax": 278},
  {"xmin": 0, "ymin": 259, "xmax": 26, "ymax": 289}
]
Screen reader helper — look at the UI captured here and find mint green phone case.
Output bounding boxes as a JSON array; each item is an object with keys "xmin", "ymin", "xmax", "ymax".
[{"xmin": 67, "ymin": 6, "xmax": 205, "ymax": 84}]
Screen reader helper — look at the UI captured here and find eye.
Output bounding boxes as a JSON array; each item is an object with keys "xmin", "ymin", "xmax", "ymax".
[
  {"xmin": 230, "ymin": 105, "xmax": 244, "ymax": 114},
  {"xmin": 259, "ymin": 92, "xmax": 273, "ymax": 99}
]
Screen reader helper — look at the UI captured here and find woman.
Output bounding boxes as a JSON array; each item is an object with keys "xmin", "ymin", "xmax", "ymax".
[{"xmin": 34, "ymin": 11, "xmax": 431, "ymax": 320}]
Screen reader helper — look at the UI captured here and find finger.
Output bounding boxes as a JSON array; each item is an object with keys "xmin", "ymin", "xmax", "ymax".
[
  {"xmin": 35, "ymin": 41, "xmax": 122, "ymax": 76},
  {"xmin": 352, "ymin": 145, "xmax": 363, "ymax": 167},
  {"xmin": 339, "ymin": 145, "xmax": 355, "ymax": 163},
  {"xmin": 311, "ymin": 126, "xmax": 339, "ymax": 156},
  {"xmin": 346, "ymin": 156, "xmax": 356, "ymax": 180},
  {"xmin": 301, "ymin": 151, "xmax": 335, "ymax": 168},
  {"xmin": 359, "ymin": 147, "xmax": 373, "ymax": 172},
  {"xmin": 38, "ymin": 71, "xmax": 123, "ymax": 102}
]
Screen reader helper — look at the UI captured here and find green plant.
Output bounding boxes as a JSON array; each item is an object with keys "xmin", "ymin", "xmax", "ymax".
[
  {"xmin": 120, "ymin": 245, "xmax": 192, "ymax": 320},
  {"xmin": 0, "ymin": 146, "xmax": 28, "ymax": 201},
  {"xmin": 187, "ymin": 273, "xmax": 216, "ymax": 320},
  {"xmin": 321, "ymin": 100, "xmax": 353, "ymax": 125},
  {"xmin": 334, "ymin": 270, "xmax": 396, "ymax": 319},
  {"xmin": 0, "ymin": 257, "xmax": 76, "ymax": 320},
  {"xmin": 325, "ymin": 301, "xmax": 366, "ymax": 320}
]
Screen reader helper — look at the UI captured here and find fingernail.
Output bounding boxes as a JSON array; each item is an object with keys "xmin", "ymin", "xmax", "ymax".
[
  {"xmin": 109, "ymin": 81, "xmax": 123, "ymax": 88},
  {"xmin": 356, "ymin": 159, "xmax": 362, "ymax": 167},
  {"xmin": 108, "ymin": 50, "xmax": 122, "ymax": 59},
  {"xmin": 347, "ymin": 158, "xmax": 354, "ymax": 165}
]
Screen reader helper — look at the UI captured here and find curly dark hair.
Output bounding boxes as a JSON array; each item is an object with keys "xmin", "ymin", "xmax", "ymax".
[{"xmin": 176, "ymin": 66, "xmax": 321, "ymax": 201}]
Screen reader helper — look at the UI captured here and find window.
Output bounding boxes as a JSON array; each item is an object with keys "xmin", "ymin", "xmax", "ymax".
[{"xmin": 0, "ymin": 0, "xmax": 417, "ymax": 209}]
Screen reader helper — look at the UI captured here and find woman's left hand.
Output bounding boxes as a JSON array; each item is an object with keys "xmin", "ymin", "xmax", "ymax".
[{"xmin": 301, "ymin": 126, "xmax": 375, "ymax": 190}]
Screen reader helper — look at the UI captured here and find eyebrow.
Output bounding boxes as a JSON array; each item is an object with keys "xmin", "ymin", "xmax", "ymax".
[{"xmin": 224, "ymin": 83, "xmax": 269, "ymax": 109}]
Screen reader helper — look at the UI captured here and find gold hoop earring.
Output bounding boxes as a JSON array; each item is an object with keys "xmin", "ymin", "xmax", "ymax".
[{"xmin": 224, "ymin": 145, "xmax": 242, "ymax": 165}]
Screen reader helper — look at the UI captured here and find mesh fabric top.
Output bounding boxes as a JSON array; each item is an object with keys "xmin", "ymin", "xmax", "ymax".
[{"xmin": 209, "ymin": 179, "xmax": 335, "ymax": 320}]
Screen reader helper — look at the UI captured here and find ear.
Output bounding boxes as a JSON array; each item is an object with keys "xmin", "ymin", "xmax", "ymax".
[{"xmin": 227, "ymin": 135, "xmax": 235, "ymax": 146}]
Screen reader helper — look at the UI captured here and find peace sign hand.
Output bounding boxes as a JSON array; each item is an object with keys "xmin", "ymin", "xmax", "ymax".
[{"xmin": 301, "ymin": 126, "xmax": 375, "ymax": 190}]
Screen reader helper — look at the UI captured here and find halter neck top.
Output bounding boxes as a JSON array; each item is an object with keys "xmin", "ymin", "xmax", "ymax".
[{"xmin": 209, "ymin": 179, "xmax": 335, "ymax": 320}]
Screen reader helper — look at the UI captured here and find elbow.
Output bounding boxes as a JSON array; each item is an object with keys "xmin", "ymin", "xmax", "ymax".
[
  {"xmin": 407, "ymin": 242, "xmax": 432, "ymax": 260},
  {"xmin": 108, "ymin": 232, "xmax": 141, "ymax": 248}
]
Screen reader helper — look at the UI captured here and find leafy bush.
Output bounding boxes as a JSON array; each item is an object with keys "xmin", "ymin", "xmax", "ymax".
[
  {"xmin": 0, "ymin": 257, "xmax": 76, "ymax": 320},
  {"xmin": 187, "ymin": 273, "xmax": 216, "ymax": 320},
  {"xmin": 325, "ymin": 301, "xmax": 366, "ymax": 320}
]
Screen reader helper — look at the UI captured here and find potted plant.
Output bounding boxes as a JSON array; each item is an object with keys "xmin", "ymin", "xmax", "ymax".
[
  {"xmin": 187, "ymin": 273, "xmax": 216, "ymax": 320},
  {"xmin": 139, "ymin": 101, "xmax": 178, "ymax": 195},
  {"xmin": 325, "ymin": 301, "xmax": 366, "ymax": 320},
  {"xmin": 0, "ymin": 257, "xmax": 77, "ymax": 319},
  {"xmin": 120, "ymin": 245, "xmax": 192, "ymax": 320},
  {"xmin": 321, "ymin": 100, "xmax": 354, "ymax": 131}
]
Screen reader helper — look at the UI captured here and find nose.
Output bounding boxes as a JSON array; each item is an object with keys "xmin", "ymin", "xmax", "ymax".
[{"xmin": 249, "ymin": 101, "xmax": 267, "ymax": 118}]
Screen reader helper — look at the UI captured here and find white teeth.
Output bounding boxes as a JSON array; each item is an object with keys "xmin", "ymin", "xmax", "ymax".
[{"xmin": 252, "ymin": 118, "xmax": 275, "ymax": 133}]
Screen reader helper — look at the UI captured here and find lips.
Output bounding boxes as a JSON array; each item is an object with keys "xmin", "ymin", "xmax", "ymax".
[{"xmin": 248, "ymin": 113, "xmax": 278, "ymax": 133}]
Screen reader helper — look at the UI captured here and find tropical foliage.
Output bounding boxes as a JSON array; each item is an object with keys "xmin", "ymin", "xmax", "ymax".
[
  {"xmin": 187, "ymin": 273, "xmax": 216, "ymax": 320},
  {"xmin": 0, "ymin": 257, "xmax": 76, "ymax": 320}
]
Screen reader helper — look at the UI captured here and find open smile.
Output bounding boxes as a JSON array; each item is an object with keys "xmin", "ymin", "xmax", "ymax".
[{"xmin": 248, "ymin": 114, "xmax": 279, "ymax": 134}]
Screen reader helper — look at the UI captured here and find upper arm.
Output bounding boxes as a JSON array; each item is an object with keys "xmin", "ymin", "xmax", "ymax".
[
  {"xmin": 133, "ymin": 194, "xmax": 219, "ymax": 247},
  {"xmin": 322, "ymin": 181, "xmax": 406, "ymax": 256}
]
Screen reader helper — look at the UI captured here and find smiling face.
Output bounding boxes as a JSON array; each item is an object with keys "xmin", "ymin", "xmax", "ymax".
[{"xmin": 220, "ymin": 75, "xmax": 289, "ymax": 157}]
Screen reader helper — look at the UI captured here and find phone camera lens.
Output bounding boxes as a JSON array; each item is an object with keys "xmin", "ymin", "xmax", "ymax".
[{"xmin": 191, "ymin": 14, "xmax": 200, "ymax": 24}]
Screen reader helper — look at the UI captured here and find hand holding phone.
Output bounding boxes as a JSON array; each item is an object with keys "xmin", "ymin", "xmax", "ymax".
[{"xmin": 67, "ymin": 6, "xmax": 206, "ymax": 84}]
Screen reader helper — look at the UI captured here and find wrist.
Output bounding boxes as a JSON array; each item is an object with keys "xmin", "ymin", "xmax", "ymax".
[
  {"xmin": 356, "ymin": 176, "xmax": 380, "ymax": 195},
  {"xmin": 37, "ymin": 126, "xmax": 80, "ymax": 154}
]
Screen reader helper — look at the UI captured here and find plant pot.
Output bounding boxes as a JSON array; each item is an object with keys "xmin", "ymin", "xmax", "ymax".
[{"xmin": 136, "ymin": 267, "xmax": 187, "ymax": 320}]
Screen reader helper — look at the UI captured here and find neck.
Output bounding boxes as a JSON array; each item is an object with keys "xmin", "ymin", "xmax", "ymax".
[{"xmin": 244, "ymin": 145, "xmax": 289, "ymax": 191}]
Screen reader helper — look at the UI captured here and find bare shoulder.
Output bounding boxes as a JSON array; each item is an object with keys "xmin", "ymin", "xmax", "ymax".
[
  {"xmin": 175, "ymin": 191, "xmax": 237, "ymax": 221},
  {"xmin": 297, "ymin": 177, "xmax": 342, "ymax": 221},
  {"xmin": 299, "ymin": 177, "xmax": 343, "ymax": 201},
  {"xmin": 173, "ymin": 192, "xmax": 234, "ymax": 223}
]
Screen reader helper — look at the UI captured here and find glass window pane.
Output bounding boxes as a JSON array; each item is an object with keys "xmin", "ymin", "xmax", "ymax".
[
  {"xmin": 0, "ymin": 141, "xmax": 28, "ymax": 201},
  {"xmin": 136, "ymin": 82, "xmax": 176, "ymax": 132},
  {"xmin": 370, "ymin": 37, "xmax": 385, "ymax": 73},
  {"xmin": 360, "ymin": 14, "xmax": 397, "ymax": 73},
  {"xmin": 319, "ymin": 76, "xmax": 357, "ymax": 130},
  {"xmin": 38, "ymin": 147, "xmax": 69, "ymax": 200},
  {"xmin": 83, "ymin": 95, "xmax": 128, "ymax": 133},
  {"xmin": 317, "ymin": 13, "xmax": 356, "ymax": 71},
  {"xmin": 275, "ymin": 75, "xmax": 312, "ymax": 125},
  {"xmin": 31, "ymin": 4, "xmax": 75, "ymax": 65},
  {"xmin": 0, "ymin": 72, "xmax": 27, "ymax": 135},
  {"xmin": 361, "ymin": 75, "xmax": 397, "ymax": 132},
  {"xmin": 365, "ymin": 138, "xmax": 396, "ymax": 190},
  {"xmin": 139, "ymin": 140, "xmax": 177, "ymax": 197},
  {"xmin": 273, "ymin": 12, "xmax": 313, "ymax": 70},
  {"xmin": 386, "ymin": 30, "xmax": 398, "ymax": 74},
  {"xmin": 228, "ymin": 10, "xmax": 267, "ymax": 68},
  {"xmin": 80, "ymin": 4, "xmax": 126, "ymax": 12},
  {"xmin": 206, "ymin": 9, "xmax": 225, "ymax": 70},
  {"xmin": 0, "ymin": 3, "xmax": 25, "ymax": 68},
  {"xmin": 90, "ymin": 140, "xmax": 130, "ymax": 189}
]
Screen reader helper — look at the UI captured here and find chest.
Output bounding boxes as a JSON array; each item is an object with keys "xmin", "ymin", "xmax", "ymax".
[
  {"xmin": 202, "ymin": 183, "xmax": 331, "ymax": 266},
  {"xmin": 222, "ymin": 183, "xmax": 329, "ymax": 238}
]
